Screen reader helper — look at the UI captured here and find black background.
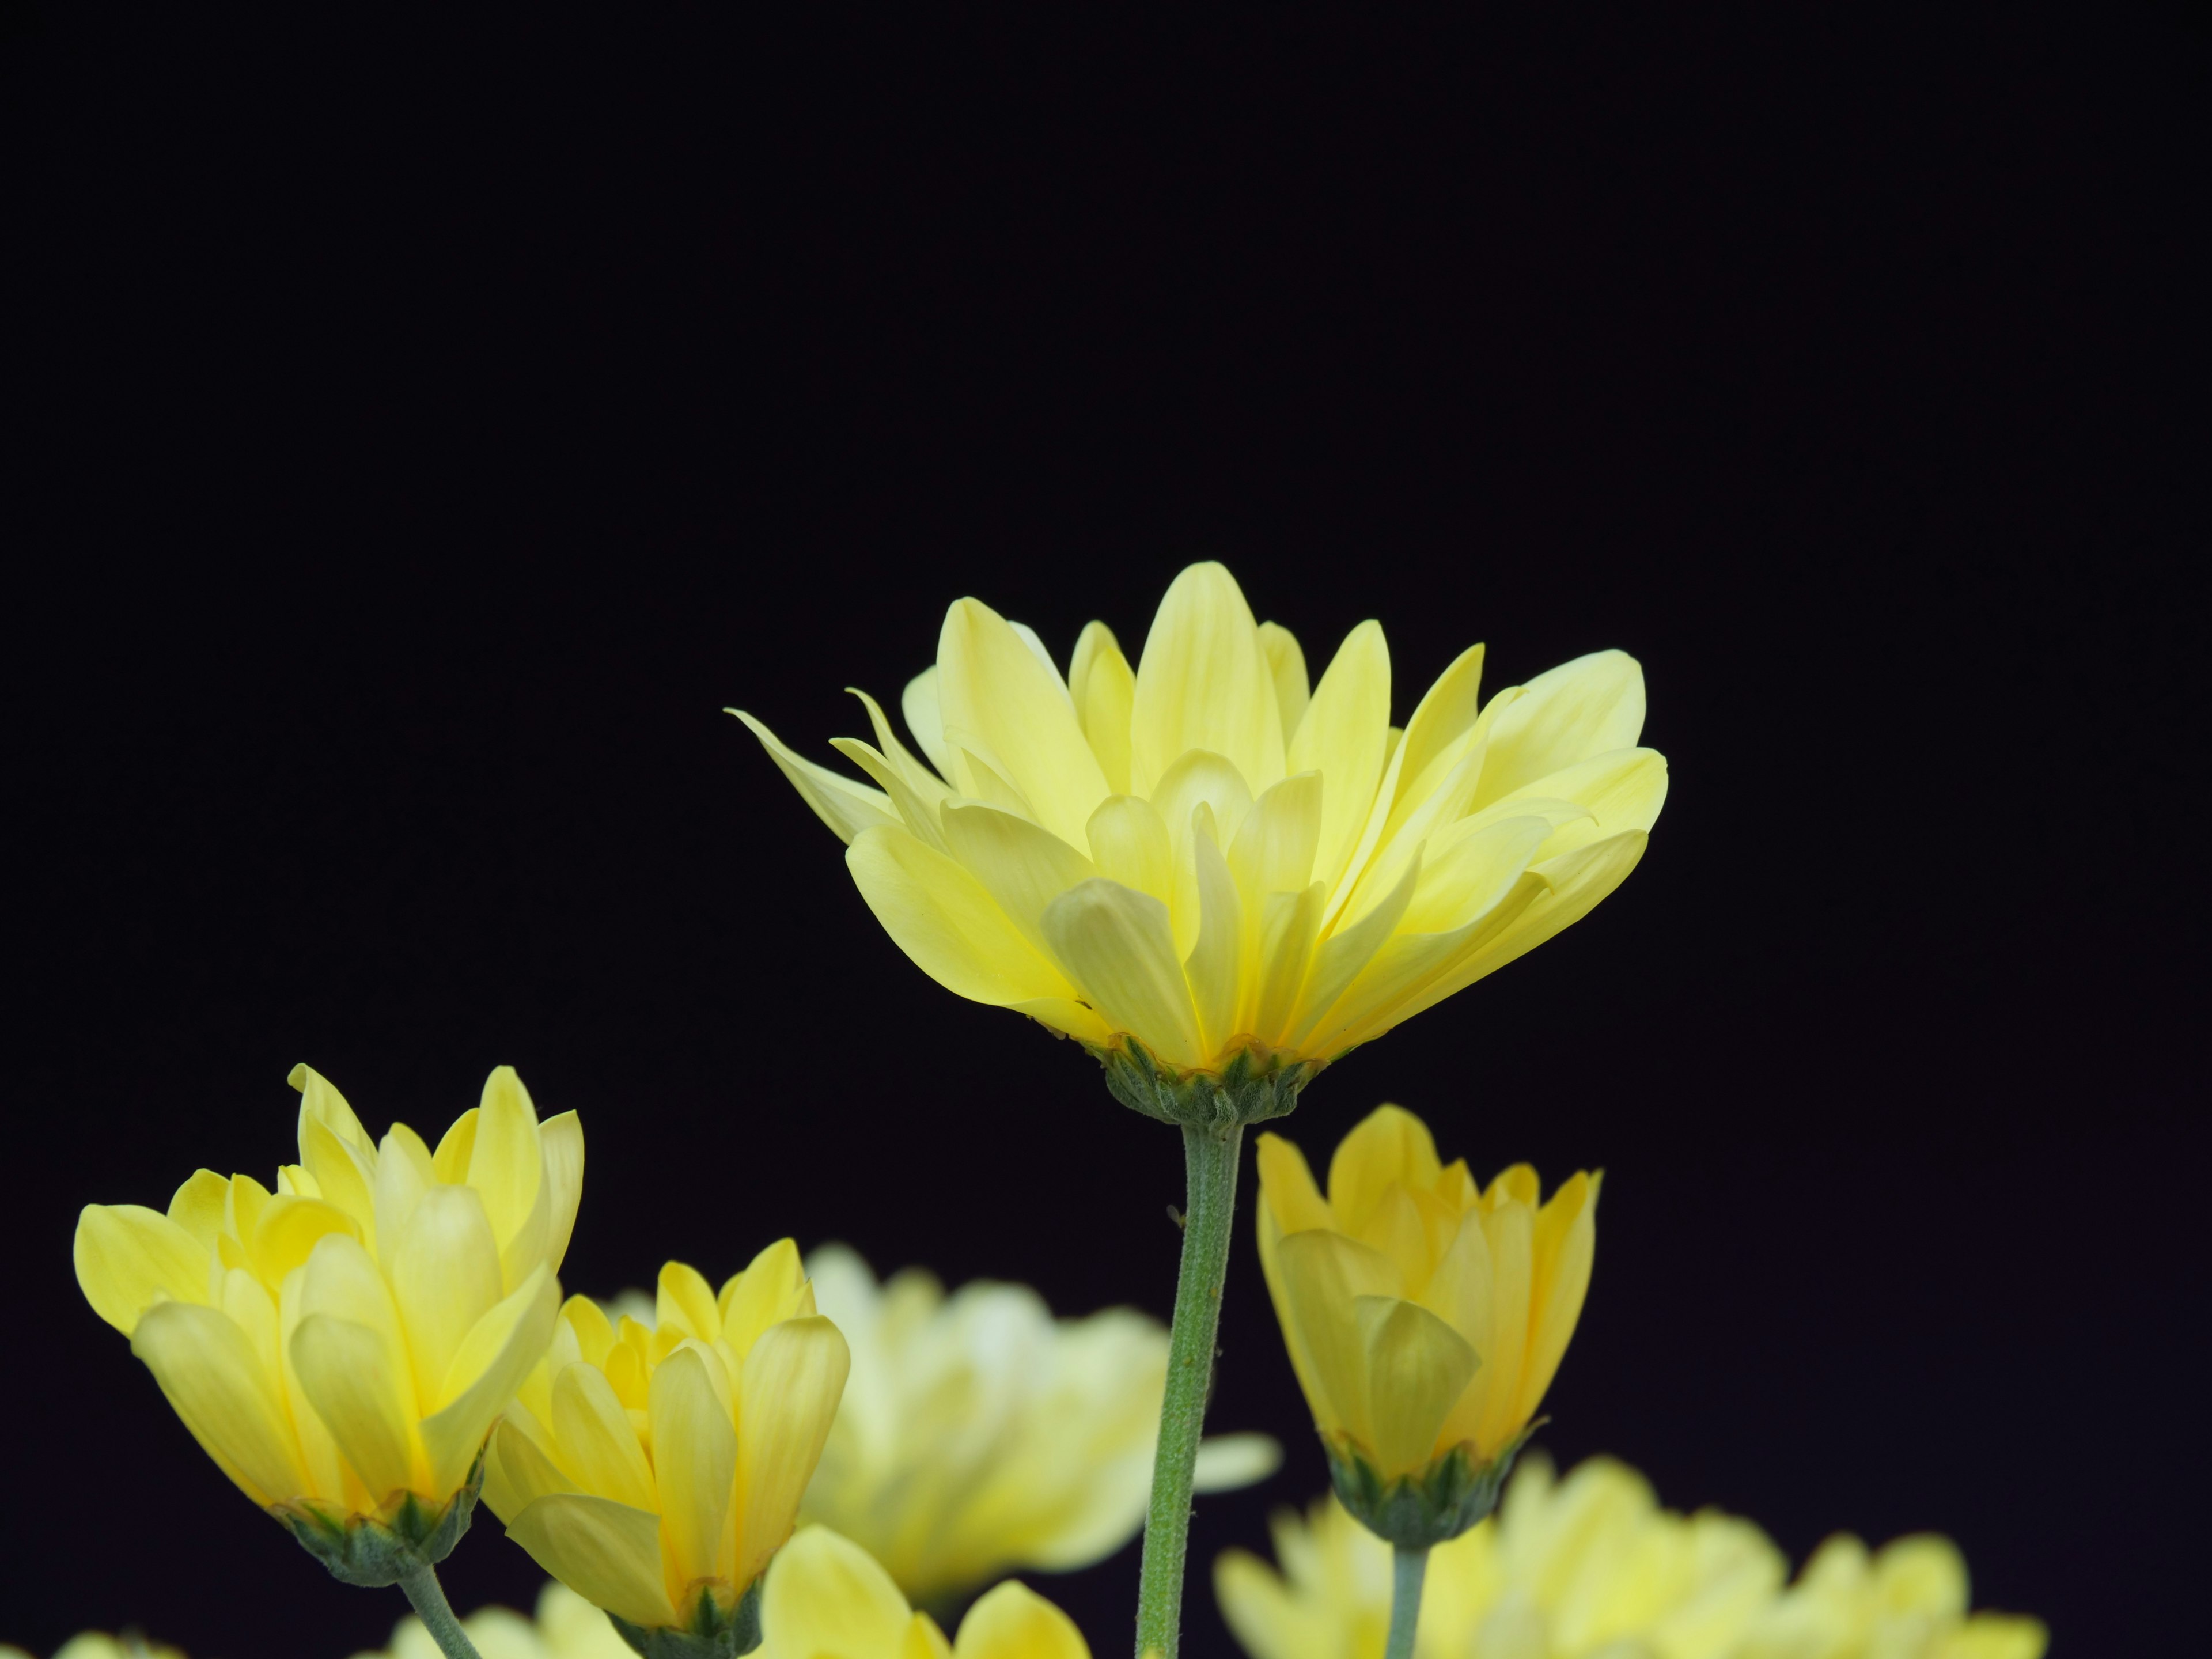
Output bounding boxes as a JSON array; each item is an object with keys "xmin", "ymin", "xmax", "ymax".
[{"xmin": 5, "ymin": 8, "xmax": 2198, "ymax": 1654}]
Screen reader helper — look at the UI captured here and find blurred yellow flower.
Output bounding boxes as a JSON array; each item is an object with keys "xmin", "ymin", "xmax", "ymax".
[
  {"xmin": 1218, "ymin": 1456, "xmax": 1785, "ymax": 1659},
  {"xmin": 0, "ymin": 1639, "xmax": 189, "ymax": 1659},
  {"xmin": 1733, "ymin": 1534, "xmax": 2048, "ymax": 1659},
  {"xmin": 760, "ymin": 1525, "xmax": 1090, "ymax": 1659},
  {"xmin": 72, "ymin": 1066, "xmax": 579, "ymax": 1578},
  {"xmin": 1254, "ymin": 1105, "xmax": 1596, "ymax": 1543},
  {"xmin": 734, "ymin": 561, "xmax": 1662, "ymax": 1123},
  {"xmin": 351, "ymin": 1581, "xmax": 633, "ymax": 1659},
  {"xmin": 484, "ymin": 1242, "xmax": 850, "ymax": 1646},
  {"xmin": 798, "ymin": 1245, "xmax": 1280, "ymax": 1608}
]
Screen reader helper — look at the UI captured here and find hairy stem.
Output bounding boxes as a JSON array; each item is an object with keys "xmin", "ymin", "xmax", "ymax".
[
  {"xmin": 397, "ymin": 1563, "xmax": 483, "ymax": 1659},
  {"xmin": 1385, "ymin": 1544, "xmax": 1429, "ymax": 1659}
]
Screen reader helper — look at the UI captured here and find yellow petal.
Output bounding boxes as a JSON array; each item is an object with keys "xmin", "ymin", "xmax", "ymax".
[
  {"xmin": 1287, "ymin": 620, "xmax": 1391, "ymax": 893},
  {"xmin": 1069, "ymin": 621, "xmax": 1137, "ymax": 796},
  {"xmin": 130, "ymin": 1300, "xmax": 306, "ymax": 1507},
  {"xmin": 761, "ymin": 1524, "xmax": 915, "ymax": 1657},
  {"xmin": 1490, "ymin": 748, "xmax": 1668, "ymax": 860},
  {"xmin": 1130, "ymin": 563, "xmax": 1284, "ymax": 798},
  {"xmin": 1251, "ymin": 882, "xmax": 1325, "ymax": 1046},
  {"xmin": 1192, "ymin": 1432, "xmax": 1283, "ymax": 1492},
  {"xmin": 717, "ymin": 1238, "xmax": 808, "ymax": 1358},
  {"xmin": 538, "ymin": 1109, "xmax": 585, "ymax": 1277},
  {"xmin": 75, "ymin": 1204, "xmax": 211, "ymax": 1336},
  {"xmin": 485, "ymin": 1415, "xmax": 578, "ymax": 1522},
  {"xmin": 1040, "ymin": 878, "xmax": 1203, "ymax": 1069},
  {"xmin": 298, "ymin": 1232, "xmax": 417, "ymax": 1418},
  {"xmin": 1214, "ymin": 1548, "xmax": 1308, "ymax": 1659},
  {"xmin": 1471, "ymin": 1195, "xmax": 1533, "ymax": 1453},
  {"xmin": 1184, "ymin": 812, "xmax": 1244, "ymax": 1059},
  {"xmin": 553, "ymin": 1361, "xmax": 657, "ymax": 1512},
  {"xmin": 834, "ymin": 736, "xmax": 955, "ymax": 854},
  {"xmin": 1085, "ymin": 794, "xmax": 1173, "ymax": 903},
  {"xmin": 730, "ymin": 706, "xmax": 901, "ymax": 845},
  {"xmin": 954, "ymin": 1581, "xmax": 1091, "ymax": 1659},
  {"xmin": 288, "ymin": 1063, "xmax": 374, "ymax": 1154},
  {"xmin": 937, "ymin": 597, "xmax": 1109, "ymax": 847},
  {"xmin": 372, "ymin": 1124, "xmax": 435, "ymax": 1275},
  {"xmin": 649, "ymin": 1343, "xmax": 740, "ymax": 1591},
  {"xmin": 1255, "ymin": 1133, "xmax": 1335, "ymax": 1235},
  {"xmin": 166, "ymin": 1169, "xmax": 230, "ymax": 1249},
  {"xmin": 941, "ymin": 801, "xmax": 1096, "ymax": 954},
  {"xmin": 847, "ymin": 825, "xmax": 1081, "ymax": 1007},
  {"xmin": 1517, "ymin": 1172, "xmax": 1598, "ymax": 1429},
  {"xmin": 1872, "ymin": 1533, "xmax": 1970, "ymax": 1612},
  {"xmin": 1271, "ymin": 1229, "xmax": 1401, "ymax": 1446},
  {"xmin": 507, "ymin": 1492, "xmax": 679, "ymax": 1630},
  {"xmin": 389, "ymin": 1184, "xmax": 504, "ymax": 1412},
  {"xmin": 1228, "ymin": 772, "xmax": 1323, "ymax": 911},
  {"xmin": 298, "ymin": 1113, "xmax": 378, "ymax": 1249},
  {"xmin": 248, "ymin": 1195, "xmax": 362, "ymax": 1289},
  {"xmin": 1257, "ymin": 620, "xmax": 1311, "ymax": 745},
  {"xmin": 1936, "ymin": 1619, "xmax": 2051, "ymax": 1659},
  {"xmin": 469, "ymin": 1067, "xmax": 548, "ymax": 1280},
  {"xmin": 1326, "ymin": 1107, "xmax": 1442, "ymax": 1236},
  {"xmin": 422, "ymin": 1263, "xmax": 562, "ymax": 1494},
  {"xmin": 291, "ymin": 1314, "xmax": 419, "ymax": 1501},
  {"xmin": 1471, "ymin": 650, "xmax": 1645, "ymax": 808},
  {"xmin": 1356, "ymin": 1295, "xmax": 1479, "ymax": 1478},
  {"xmin": 849, "ymin": 685, "xmax": 957, "ymax": 802},
  {"xmin": 733, "ymin": 1315, "xmax": 851, "ymax": 1587},
  {"xmin": 900, "ymin": 666, "xmax": 960, "ymax": 783},
  {"xmin": 1290, "ymin": 849, "xmax": 1423, "ymax": 1051},
  {"xmin": 658, "ymin": 1260, "xmax": 722, "ymax": 1343}
]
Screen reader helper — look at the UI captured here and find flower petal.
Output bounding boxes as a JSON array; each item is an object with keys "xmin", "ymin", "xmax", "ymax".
[
  {"xmin": 937, "ymin": 598, "xmax": 1109, "ymax": 847},
  {"xmin": 734, "ymin": 1316, "xmax": 851, "ymax": 1588},
  {"xmin": 1355, "ymin": 1295, "xmax": 1479, "ymax": 1479},
  {"xmin": 729, "ymin": 709, "xmax": 899, "ymax": 845},
  {"xmin": 389, "ymin": 1184, "xmax": 503, "ymax": 1412},
  {"xmin": 422, "ymin": 1263, "xmax": 562, "ymax": 1494},
  {"xmin": 847, "ymin": 826, "xmax": 1081, "ymax": 1008},
  {"xmin": 1069, "ymin": 622, "xmax": 1137, "ymax": 796},
  {"xmin": 941, "ymin": 802, "xmax": 1097, "ymax": 955},
  {"xmin": 508, "ymin": 1492, "xmax": 678, "ymax": 1631},
  {"xmin": 75, "ymin": 1204, "xmax": 211, "ymax": 1336},
  {"xmin": 1471, "ymin": 650, "xmax": 1646, "ymax": 809},
  {"xmin": 651, "ymin": 1342, "xmax": 740, "ymax": 1590},
  {"xmin": 762, "ymin": 1524, "xmax": 916, "ymax": 1658},
  {"xmin": 1131, "ymin": 563, "xmax": 1285, "ymax": 798},
  {"xmin": 1040, "ymin": 879, "xmax": 1203, "ymax": 1069},
  {"xmin": 131, "ymin": 1300, "xmax": 306, "ymax": 1507},
  {"xmin": 291, "ymin": 1313, "xmax": 419, "ymax": 1501},
  {"xmin": 553, "ymin": 1360, "xmax": 658, "ymax": 1513},
  {"xmin": 953, "ymin": 1581, "xmax": 1091, "ymax": 1659},
  {"xmin": 1257, "ymin": 620, "xmax": 1312, "ymax": 744},
  {"xmin": 1287, "ymin": 620, "xmax": 1391, "ymax": 893}
]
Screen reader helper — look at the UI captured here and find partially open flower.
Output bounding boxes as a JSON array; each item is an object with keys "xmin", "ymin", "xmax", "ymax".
[
  {"xmin": 734, "ymin": 562, "xmax": 1663, "ymax": 1126},
  {"xmin": 485, "ymin": 1243, "xmax": 850, "ymax": 1653},
  {"xmin": 760, "ymin": 1525, "xmax": 1089, "ymax": 1659},
  {"xmin": 798, "ymin": 1245, "xmax": 1278, "ymax": 1608},
  {"xmin": 73, "ymin": 1066, "xmax": 579, "ymax": 1584},
  {"xmin": 1254, "ymin": 1106, "xmax": 1596, "ymax": 1546}
]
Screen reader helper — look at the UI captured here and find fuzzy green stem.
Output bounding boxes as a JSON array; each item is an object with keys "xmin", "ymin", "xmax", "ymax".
[
  {"xmin": 397, "ymin": 1563, "xmax": 483, "ymax": 1659},
  {"xmin": 1385, "ymin": 1545, "xmax": 1429, "ymax": 1659},
  {"xmin": 1134, "ymin": 1121, "xmax": 1244, "ymax": 1658}
]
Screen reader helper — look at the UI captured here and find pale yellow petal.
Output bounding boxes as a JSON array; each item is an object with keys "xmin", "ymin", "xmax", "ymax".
[
  {"xmin": 650, "ymin": 1343, "xmax": 740, "ymax": 1589},
  {"xmin": 760, "ymin": 1524, "xmax": 915, "ymax": 1659},
  {"xmin": 166, "ymin": 1169, "xmax": 230, "ymax": 1249},
  {"xmin": 298, "ymin": 1232, "xmax": 417, "ymax": 1418},
  {"xmin": 937, "ymin": 597, "xmax": 1109, "ymax": 847},
  {"xmin": 1326, "ymin": 1107, "xmax": 1442, "ymax": 1236},
  {"xmin": 130, "ymin": 1299, "xmax": 307, "ymax": 1507},
  {"xmin": 953, "ymin": 1580, "xmax": 1091, "ymax": 1659},
  {"xmin": 1287, "ymin": 620, "xmax": 1391, "ymax": 893},
  {"xmin": 372, "ymin": 1124, "xmax": 435, "ymax": 1277},
  {"xmin": 730, "ymin": 708, "xmax": 900, "ymax": 845},
  {"xmin": 658, "ymin": 1260, "xmax": 722, "ymax": 1342},
  {"xmin": 1290, "ymin": 847, "xmax": 1423, "ymax": 1050},
  {"xmin": 849, "ymin": 685, "xmax": 957, "ymax": 800},
  {"xmin": 1356, "ymin": 1295, "xmax": 1480, "ymax": 1478},
  {"xmin": 1470, "ymin": 650, "xmax": 1646, "ymax": 809},
  {"xmin": 1517, "ymin": 1171, "xmax": 1598, "ymax": 1429},
  {"xmin": 941, "ymin": 801, "xmax": 1097, "ymax": 954},
  {"xmin": 1471, "ymin": 1195, "xmax": 1533, "ymax": 1452},
  {"xmin": 538, "ymin": 1109, "xmax": 585, "ymax": 1278},
  {"xmin": 1255, "ymin": 1133, "xmax": 1335, "ymax": 1236},
  {"xmin": 1085, "ymin": 793, "xmax": 1173, "ymax": 903},
  {"xmin": 1936, "ymin": 1619, "xmax": 2051, "ymax": 1659},
  {"xmin": 485, "ymin": 1415, "xmax": 579, "ymax": 1523},
  {"xmin": 508, "ymin": 1493, "xmax": 679, "ymax": 1630},
  {"xmin": 552, "ymin": 1361, "xmax": 657, "ymax": 1512},
  {"xmin": 1250, "ymin": 882, "xmax": 1325, "ymax": 1046},
  {"xmin": 847, "ymin": 825, "xmax": 1082, "ymax": 1007},
  {"xmin": 291, "ymin": 1314, "xmax": 419, "ymax": 1501},
  {"xmin": 1271, "ymin": 1229, "xmax": 1402, "ymax": 1446},
  {"xmin": 288, "ymin": 1062, "xmax": 374, "ymax": 1154},
  {"xmin": 717, "ymin": 1237, "xmax": 809, "ymax": 1358},
  {"xmin": 389, "ymin": 1183, "xmax": 504, "ymax": 1412},
  {"xmin": 1069, "ymin": 620, "xmax": 1137, "ymax": 795},
  {"xmin": 467, "ymin": 1067, "xmax": 547, "ymax": 1268},
  {"xmin": 1184, "ymin": 812, "xmax": 1244, "ymax": 1059},
  {"xmin": 1257, "ymin": 620, "xmax": 1312, "ymax": 745},
  {"xmin": 734, "ymin": 1316, "xmax": 851, "ymax": 1587},
  {"xmin": 248, "ymin": 1195, "xmax": 363, "ymax": 1290},
  {"xmin": 298, "ymin": 1113, "xmax": 378, "ymax": 1248},
  {"xmin": 1489, "ymin": 748, "xmax": 1668, "ymax": 860},
  {"xmin": 1040, "ymin": 878, "xmax": 1203, "ymax": 1068},
  {"xmin": 421, "ymin": 1262, "xmax": 561, "ymax": 1493},
  {"xmin": 900, "ymin": 665, "xmax": 960, "ymax": 783},
  {"xmin": 75, "ymin": 1204, "xmax": 211, "ymax": 1336},
  {"xmin": 1192, "ymin": 1432, "xmax": 1283, "ymax": 1492},
  {"xmin": 1215, "ymin": 1548, "xmax": 1311, "ymax": 1659},
  {"xmin": 1131, "ymin": 563, "xmax": 1284, "ymax": 797},
  {"xmin": 833, "ymin": 736, "xmax": 955, "ymax": 854}
]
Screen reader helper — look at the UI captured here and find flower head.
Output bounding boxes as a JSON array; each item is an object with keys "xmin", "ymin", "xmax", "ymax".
[
  {"xmin": 760, "ymin": 1525, "xmax": 1090, "ymax": 1659},
  {"xmin": 351, "ymin": 1581, "xmax": 634, "ymax": 1659},
  {"xmin": 1254, "ymin": 1105, "xmax": 1596, "ymax": 1544},
  {"xmin": 73, "ymin": 1066, "xmax": 579, "ymax": 1578},
  {"xmin": 734, "ymin": 562, "xmax": 1662, "ymax": 1123},
  {"xmin": 484, "ymin": 1241, "xmax": 851, "ymax": 1645},
  {"xmin": 1217, "ymin": 1455, "xmax": 1787, "ymax": 1659},
  {"xmin": 1734, "ymin": 1534, "xmax": 2048, "ymax": 1659},
  {"xmin": 798, "ymin": 1245, "xmax": 1278, "ymax": 1608}
]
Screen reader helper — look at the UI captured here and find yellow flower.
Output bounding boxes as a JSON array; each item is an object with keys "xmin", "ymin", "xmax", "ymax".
[
  {"xmin": 72, "ymin": 1066, "xmax": 579, "ymax": 1578},
  {"xmin": 760, "ymin": 1525, "xmax": 1090, "ymax": 1659},
  {"xmin": 797, "ymin": 1245, "xmax": 1281, "ymax": 1608},
  {"xmin": 484, "ymin": 1242, "xmax": 851, "ymax": 1644},
  {"xmin": 1, "ymin": 1640, "xmax": 190, "ymax": 1659},
  {"xmin": 351, "ymin": 1581, "xmax": 635, "ymax": 1659},
  {"xmin": 1253, "ymin": 1105, "xmax": 1596, "ymax": 1542},
  {"xmin": 1216, "ymin": 1456, "xmax": 1787, "ymax": 1659},
  {"xmin": 1733, "ymin": 1535, "xmax": 2048, "ymax": 1659},
  {"xmin": 733, "ymin": 562, "xmax": 1662, "ymax": 1122}
]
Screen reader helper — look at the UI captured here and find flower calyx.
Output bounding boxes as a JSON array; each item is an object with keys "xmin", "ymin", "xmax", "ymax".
[
  {"xmin": 1096, "ymin": 1039, "xmax": 1322, "ymax": 1129},
  {"xmin": 1323, "ymin": 1425, "xmax": 1541, "ymax": 1551},
  {"xmin": 274, "ymin": 1450, "xmax": 484, "ymax": 1588},
  {"xmin": 607, "ymin": 1577, "xmax": 764, "ymax": 1659}
]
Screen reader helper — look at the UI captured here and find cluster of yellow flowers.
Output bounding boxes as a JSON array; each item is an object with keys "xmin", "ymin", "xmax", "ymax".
[{"xmin": 45, "ymin": 567, "xmax": 2040, "ymax": 1659}]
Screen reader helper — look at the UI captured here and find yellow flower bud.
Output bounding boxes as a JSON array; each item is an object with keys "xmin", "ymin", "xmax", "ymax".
[
  {"xmin": 72, "ymin": 1066, "xmax": 581, "ymax": 1583},
  {"xmin": 759, "ymin": 1525, "xmax": 1089, "ymax": 1659},
  {"xmin": 1253, "ymin": 1105, "xmax": 1597, "ymax": 1545},
  {"xmin": 484, "ymin": 1243, "xmax": 851, "ymax": 1654},
  {"xmin": 734, "ymin": 562, "xmax": 1664, "ymax": 1126}
]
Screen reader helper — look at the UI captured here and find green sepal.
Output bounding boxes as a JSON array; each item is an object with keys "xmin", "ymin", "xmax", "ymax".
[
  {"xmin": 1324, "ymin": 1424, "xmax": 1540, "ymax": 1550},
  {"xmin": 1093, "ymin": 1039, "xmax": 1322, "ymax": 1128},
  {"xmin": 608, "ymin": 1577, "xmax": 763, "ymax": 1658},
  {"xmin": 272, "ymin": 1449, "xmax": 484, "ymax": 1588}
]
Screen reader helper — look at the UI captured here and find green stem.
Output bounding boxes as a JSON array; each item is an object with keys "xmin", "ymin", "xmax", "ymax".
[
  {"xmin": 1385, "ymin": 1545, "xmax": 1429, "ymax": 1659},
  {"xmin": 1134, "ymin": 1121, "xmax": 1244, "ymax": 1658},
  {"xmin": 397, "ymin": 1562, "xmax": 483, "ymax": 1659}
]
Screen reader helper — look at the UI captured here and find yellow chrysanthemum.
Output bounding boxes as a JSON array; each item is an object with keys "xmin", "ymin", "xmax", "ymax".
[
  {"xmin": 1, "ymin": 1639, "xmax": 190, "ymax": 1659},
  {"xmin": 1733, "ymin": 1534, "xmax": 2048, "ymax": 1659},
  {"xmin": 72, "ymin": 1066, "xmax": 580, "ymax": 1573},
  {"xmin": 484, "ymin": 1242, "xmax": 851, "ymax": 1643},
  {"xmin": 1254, "ymin": 1105, "xmax": 1596, "ymax": 1541},
  {"xmin": 760, "ymin": 1525, "xmax": 1090, "ymax": 1659},
  {"xmin": 351, "ymin": 1581, "xmax": 633, "ymax": 1659},
  {"xmin": 734, "ymin": 561, "xmax": 1662, "ymax": 1120},
  {"xmin": 798, "ymin": 1245, "xmax": 1279, "ymax": 1608}
]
